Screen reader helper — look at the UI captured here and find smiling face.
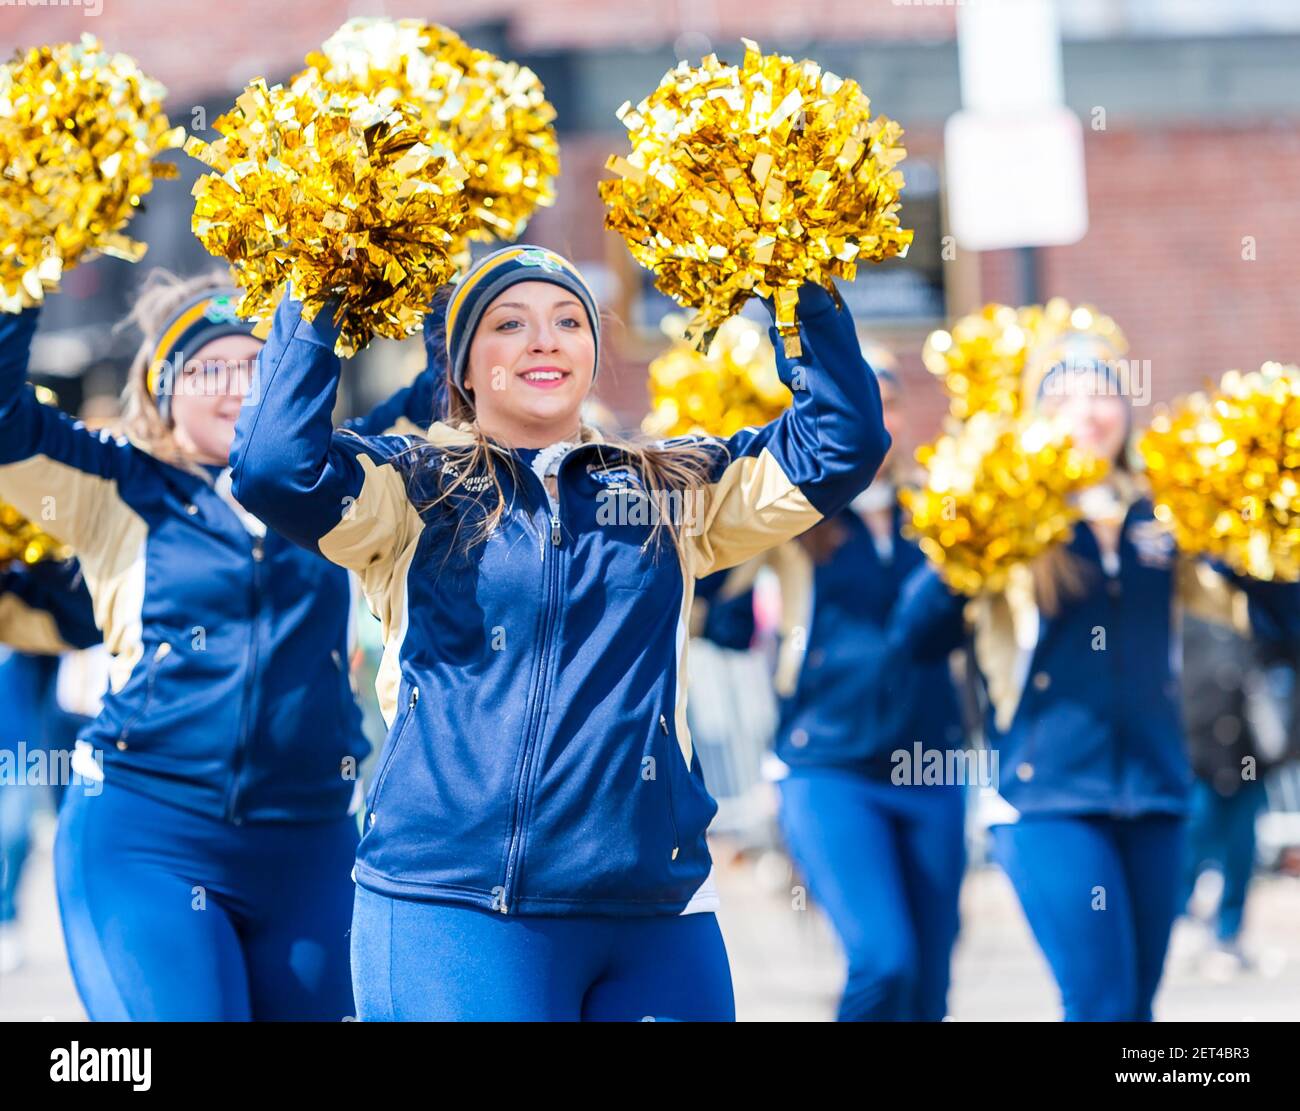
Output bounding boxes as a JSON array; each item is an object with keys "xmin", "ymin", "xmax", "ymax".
[
  {"xmin": 169, "ymin": 333, "xmax": 263, "ymax": 466},
  {"xmin": 463, "ymin": 280, "xmax": 596, "ymax": 447},
  {"xmin": 1037, "ymin": 370, "xmax": 1130, "ymax": 465}
]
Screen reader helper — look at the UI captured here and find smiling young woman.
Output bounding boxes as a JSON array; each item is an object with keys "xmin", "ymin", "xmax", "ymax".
[
  {"xmin": 230, "ymin": 243, "xmax": 893, "ymax": 1021},
  {"xmin": 0, "ymin": 271, "xmax": 443, "ymax": 1021}
]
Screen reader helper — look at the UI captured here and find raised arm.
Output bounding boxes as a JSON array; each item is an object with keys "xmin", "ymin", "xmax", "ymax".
[
  {"xmin": 342, "ymin": 339, "xmax": 447, "ymax": 438},
  {"xmin": 885, "ymin": 563, "xmax": 968, "ymax": 664},
  {"xmin": 230, "ymin": 296, "xmax": 420, "ymax": 574},
  {"xmin": 0, "ymin": 558, "xmax": 100, "ymax": 654},
  {"xmin": 683, "ymin": 282, "xmax": 891, "ymax": 578},
  {"xmin": 0, "ymin": 308, "xmax": 142, "ymax": 561}
]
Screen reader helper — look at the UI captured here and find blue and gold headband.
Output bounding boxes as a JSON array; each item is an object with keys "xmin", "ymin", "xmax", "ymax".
[
  {"xmin": 146, "ymin": 289, "xmax": 257, "ymax": 423},
  {"xmin": 445, "ymin": 245, "xmax": 600, "ymax": 405}
]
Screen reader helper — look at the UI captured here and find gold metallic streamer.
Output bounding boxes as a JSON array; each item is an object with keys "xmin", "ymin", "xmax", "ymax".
[
  {"xmin": 0, "ymin": 35, "xmax": 183, "ymax": 313},
  {"xmin": 924, "ymin": 299, "xmax": 1127, "ymax": 422},
  {"xmin": 923, "ymin": 303, "xmax": 1037, "ymax": 421},
  {"xmin": 186, "ymin": 68, "xmax": 470, "ymax": 357},
  {"xmin": 601, "ymin": 39, "xmax": 912, "ymax": 359},
  {"xmin": 305, "ymin": 18, "xmax": 558, "ymax": 251},
  {"xmin": 901, "ymin": 412, "xmax": 1108, "ymax": 596},
  {"xmin": 1139, "ymin": 362, "xmax": 1300, "ymax": 581}
]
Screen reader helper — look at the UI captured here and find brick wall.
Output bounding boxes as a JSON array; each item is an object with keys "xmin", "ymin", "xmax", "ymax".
[
  {"xmin": 1, "ymin": 0, "xmax": 955, "ymax": 102},
  {"xmin": 980, "ymin": 124, "xmax": 1300, "ymax": 426}
]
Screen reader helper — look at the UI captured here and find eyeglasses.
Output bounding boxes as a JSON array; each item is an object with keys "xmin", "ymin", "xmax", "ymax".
[{"xmin": 175, "ymin": 359, "xmax": 255, "ymax": 397}]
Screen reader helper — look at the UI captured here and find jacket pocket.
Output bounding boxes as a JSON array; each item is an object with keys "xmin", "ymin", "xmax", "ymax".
[
  {"xmin": 115, "ymin": 641, "xmax": 173, "ymax": 748},
  {"xmin": 659, "ymin": 712, "xmax": 681, "ymax": 861},
  {"xmin": 368, "ymin": 684, "xmax": 419, "ymax": 826}
]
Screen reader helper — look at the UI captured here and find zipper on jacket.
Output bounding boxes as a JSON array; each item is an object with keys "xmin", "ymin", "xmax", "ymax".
[
  {"xmin": 116, "ymin": 641, "xmax": 172, "ymax": 746},
  {"xmin": 369, "ymin": 685, "xmax": 419, "ymax": 828},
  {"xmin": 1106, "ymin": 557, "xmax": 1127, "ymax": 816},
  {"xmin": 499, "ymin": 465, "xmax": 567, "ymax": 914},
  {"xmin": 224, "ymin": 532, "xmax": 266, "ymax": 824},
  {"xmin": 660, "ymin": 713, "xmax": 681, "ymax": 861}
]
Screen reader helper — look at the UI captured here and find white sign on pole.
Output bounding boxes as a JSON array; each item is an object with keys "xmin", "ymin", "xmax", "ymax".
[
  {"xmin": 957, "ymin": 0, "xmax": 1064, "ymax": 112},
  {"xmin": 947, "ymin": 0, "xmax": 1089, "ymax": 251},
  {"xmin": 944, "ymin": 107, "xmax": 1089, "ymax": 252}
]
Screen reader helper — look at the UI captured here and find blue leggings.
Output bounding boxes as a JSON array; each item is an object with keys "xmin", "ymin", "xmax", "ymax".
[
  {"xmin": 55, "ymin": 778, "xmax": 358, "ymax": 1021},
  {"xmin": 351, "ymin": 885, "xmax": 736, "ymax": 1021},
  {"xmin": 1181, "ymin": 779, "xmax": 1265, "ymax": 943},
  {"xmin": 992, "ymin": 813, "xmax": 1186, "ymax": 1022},
  {"xmin": 0, "ymin": 783, "xmax": 38, "ymax": 924},
  {"xmin": 777, "ymin": 768, "xmax": 966, "ymax": 1021}
]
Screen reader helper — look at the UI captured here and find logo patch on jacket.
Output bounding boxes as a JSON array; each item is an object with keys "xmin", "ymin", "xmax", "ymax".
[
  {"xmin": 439, "ymin": 458, "xmax": 493, "ymax": 494},
  {"xmin": 587, "ymin": 463, "xmax": 642, "ymax": 490},
  {"xmin": 1127, "ymin": 519, "xmax": 1175, "ymax": 568}
]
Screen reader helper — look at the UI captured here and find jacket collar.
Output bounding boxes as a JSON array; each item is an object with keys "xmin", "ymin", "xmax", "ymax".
[{"xmin": 425, "ymin": 420, "xmax": 608, "ymax": 451}]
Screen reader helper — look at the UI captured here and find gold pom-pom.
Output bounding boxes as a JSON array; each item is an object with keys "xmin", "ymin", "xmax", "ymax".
[
  {"xmin": 1139, "ymin": 362, "xmax": 1300, "ymax": 581},
  {"xmin": 0, "ymin": 35, "xmax": 183, "ymax": 313},
  {"xmin": 923, "ymin": 304, "xmax": 1037, "ymax": 421},
  {"xmin": 186, "ymin": 69, "xmax": 469, "ymax": 357},
  {"xmin": 0, "ymin": 502, "xmax": 69, "ymax": 565},
  {"xmin": 642, "ymin": 313, "xmax": 789, "ymax": 439},
  {"xmin": 2, "ymin": 387, "xmax": 70, "ymax": 564},
  {"xmin": 924, "ymin": 299, "xmax": 1128, "ymax": 422},
  {"xmin": 305, "ymin": 18, "xmax": 558, "ymax": 248},
  {"xmin": 1022, "ymin": 298, "xmax": 1128, "ymax": 404},
  {"xmin": 600, "ymin": 39, "xmax": 912, "ymax": 359},
  {"xmin": 901, "ymin": 412, "xmax": 1108, "ymax": 596}
]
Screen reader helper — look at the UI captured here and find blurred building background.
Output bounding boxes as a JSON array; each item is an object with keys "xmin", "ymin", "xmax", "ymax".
[{"xmin": 4, "ymin": 0, "xmax": 1300, "ymax": 442}]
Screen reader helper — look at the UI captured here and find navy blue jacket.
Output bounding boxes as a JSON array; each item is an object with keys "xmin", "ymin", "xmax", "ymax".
[
  {"xmin": 692, "ymin": 568, "xmax": 757, "ymax": 651},
  {"xmin": 768, "ymin": 504, "xmax": 966, "ymax": 775},
  {"xmin": 230, "ymin": 282, "xmax": 890, "ymax": 915},
  {"xmin": 0, "ymin": 306, "xmax": 437, "ymax": 823}
]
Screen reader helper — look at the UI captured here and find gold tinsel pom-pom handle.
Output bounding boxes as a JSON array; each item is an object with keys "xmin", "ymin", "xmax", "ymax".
[
  {"xmin": 1139, "ymin": 362, "xmax": 1300, "ymax": 582},
  {"xmin": 601, "ymin": 39, "xmax": 912, "ymax": 360},
  {"xmin": 304, "ymin": 18, "xmax": 559, "ymax": 250},
  {"xmin": 0, "ymin": 35, "xmax": 183, "ymax": 313},
  {"xmin": 186, "ymin": 69, "xmax": 470, "ymax": 358},
  {"xmin": 642, "ymin": 313, "xmax": 790, "ymax": 439},
  {"xmin": 900, "ymin": 412, "xmax": 1108, "ymax": 597}
]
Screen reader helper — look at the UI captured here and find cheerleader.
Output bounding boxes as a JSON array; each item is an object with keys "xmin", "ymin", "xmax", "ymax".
[
  {"xmin": 895, "ymin": 329, "xmax": 1295, "ymax": 1021},
  {"xmin": 0, "ymin": 558, "xmax": 97, "ymax": 973},
  {"xmin": 696, "ymin": 361, "xmax": 967, "ymax": 1020},
  {"xmin": 0, "ymin": 274, "xmax": 440, "ymax": 1020},
  {"xmin": 229, "ymin": 243, "xmax": 890, "ymax": 1021}
]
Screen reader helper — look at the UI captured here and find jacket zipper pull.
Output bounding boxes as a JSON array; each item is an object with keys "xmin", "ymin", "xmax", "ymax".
[
  {"xmin": 410, "ymin": 687, "xmax": 420, "ymax": 708},
  {"xmin": 660, "ymin": 714, "xmax": 680, "ymax": 860},
  {"xmin": 551, "ymin": 514, "xmax": 562, "ymax": 547},
  {"xmin": 252, "ymin": 536, "xmax": 265, "ymax": 563}
]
